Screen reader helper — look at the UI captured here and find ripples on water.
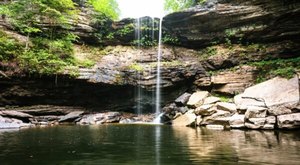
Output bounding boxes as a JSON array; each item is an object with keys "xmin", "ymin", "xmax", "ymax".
[{"xmin": 0, "ymin": 125, "xmax": 299, "ymax": 165}]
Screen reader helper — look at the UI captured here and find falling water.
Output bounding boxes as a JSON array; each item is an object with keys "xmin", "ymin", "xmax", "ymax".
[
  {"xmin": 155, "ymin": 17, "xmax": 163, "ymax": 120},
  {"xmin": 135, "ymin": 17, "xmax": 142, "ymax": 115}
]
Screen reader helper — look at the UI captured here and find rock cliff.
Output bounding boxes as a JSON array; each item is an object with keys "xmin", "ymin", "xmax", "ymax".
[{"xmin": 163, "ymin": 0, "xmax": 300, "ymax": 48}]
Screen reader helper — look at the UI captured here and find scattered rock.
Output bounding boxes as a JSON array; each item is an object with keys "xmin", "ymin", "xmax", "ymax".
[
  {"xmin": 201, "ymin": 110, "xmax": 231, "ymax": 125},
  {"xmin": 194, "ymin": 104, "xmax": 216, "ymax": 116},
  {"xmin": 203, "ymin": 96, "xmax": 220, "ymax": 105},
  {"xmin": 245, "ymin": 118, "xmax": 266, "ymax": 129},
  {"xmin": 229, "ymin": 114, "xmax": 245, "ymax": 129},
  {"xmin": 187, "ymin": 91, "xmax": 209, "ymax": 108},
  {"xmin": 172, "ymin": 113, "xmax": 196, "ymax": 127},
  {"xmin": 277, "ymin": 113, "xmax": 300, "ymax": 129},
  {"xmin": 216, "ymin": 102, "xmax": 237, "ymax": 113},
  {"xmin": 245, "ymin": 106, "xmax": 267, "ymax": 119},
  {"xmin": 59, "ymin": 111, "xmax": 85, "ymax": 123},
  {"xmin": 175, "ymin": 93, "xmax": 191, "ymax": 106}
]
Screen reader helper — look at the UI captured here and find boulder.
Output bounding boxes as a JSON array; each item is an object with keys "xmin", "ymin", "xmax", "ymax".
[
  {"xmin": 175, "ymin": 93, "xmax": 191, "ymax": 106},
  {"xmin": 229, "ymin": 114, "xmax": 245, "ymax": 129},
  {"xmin": 235, "ymin": 76, "xmax": 300, "ymax": 116},
  {"xmin": 200, "ymin": 110, "xmax": 232, "ymax": 126},
  {"xmin": 59, "ymin": 111, "xmax": 85, "ymax": 123},
  {"xmin": 245, "ymin": 118, "xmax": 266, "ymax": 129},
  {"xmin": 172, "ymin": 113, "xmax": 196, "ymax": 127},
  {"xmin": 194, "ymin": 104, "xmax": 216, "ymax": 116},
  {"xmin": 216, "ymin": 102, "xmax": 237, "ymax": 113},
  {"xmin": 203, "ymin": 96, "xmax": 220, "ymax": 105},
  {"xmin": 206, "ymin": 125, "xmax": 224, "ymax": 130},
  {"xmin": 245, "ymin": 106, "xmax": 267, "ymax": 119},
  {"xmin": 187, "ymin": 91, "xmax": 210, "ymax": 108},
  {"xmin": 277, "ymin": 113, "xmax": 300, "ymax": 129},
  {"xmin": 0, "ymin": 116, "xmax": 31, "ymax": 129},
  {"xmin": 0, "ymin": 110, "xmax": 33, "ymax": 121}
]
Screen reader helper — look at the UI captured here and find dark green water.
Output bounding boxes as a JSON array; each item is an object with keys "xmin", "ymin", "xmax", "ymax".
[{"xmin": 0, "ymin": 125, "xmax": 299, "ymax": 165}]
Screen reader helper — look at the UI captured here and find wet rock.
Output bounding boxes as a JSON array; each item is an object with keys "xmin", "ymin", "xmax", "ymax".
[
  {"xmin": 229, "ymin": 114, "xmax": 245, "ymax": 129},
  {"xmin": 0, "ymin": 116, "xmax": 31, "ymax": 129},
  {"xmin": 172, "ymin": 113, "xmax": 196, "ymax": 127},
  {"xmin": 245, "ymin": 106, "xmax": 267, "ymax": 119},
  {"xmin": 196, "ymin": 116, "xmax": 202, "ymax": 126},
  {"xmin": 203, "ymin": 96, "xmax": 220, "ymax": 105},
  {"xmin": 119, "ymin": 118, "xmax": 134, "ymax": 124},
  {"xmin": 245, "ymin": 118, "xmax": 266, "ymax": 129},
  {"xmin": 277, "ymin": 113, "xmax": 300, "ymax": 129},
  {"xmin": 59, "ymin": 111, "xmax": 85, "ymax": 123},
  {"xmin": 194, "ymin": 104, "xmax": 216, "ymax": 116},
  {"xmin": 216, "ymin": 102, "xmax": 237, "ymax": 113},
  {"xmin": 78, "ymin": 112, "xmax": 122, "ymax": 125},
  {"xmin": 17, "ymin": 105, "xmax": 81, "ymax": 116},
  {"xmin": 206, "ymin": 125, "xmax": 224, "ymax": 130},
  {"xmin": 0, "ymin": 110, "xmax": 33, "ymax": 120},
  {"xmin": 175, "ymin": 93, "xmax": 191, "ymax": 106},
  {"xmin": 187, "ymin": 91, "xmax": 210, "ymax": 108}
]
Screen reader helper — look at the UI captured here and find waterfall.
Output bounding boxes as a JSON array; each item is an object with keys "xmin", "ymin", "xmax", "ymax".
[
  {"xmin": 135, "ymin": 17, "xmax": 142, "ymax": 115},
  {"xmin": 154, "ymin": 17, "xmax": 163, "ymax": 123}
]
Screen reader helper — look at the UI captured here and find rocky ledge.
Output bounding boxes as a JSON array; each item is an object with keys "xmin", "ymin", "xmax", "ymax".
[
  {"xmin": 0, "ymin": 105, "xmax": 156, "ymax": 129},
  {"xmin": 163, "ymin": 0, "xmax": 300, "ymax": 48},
  {"xmin": 162, "ymin": 75, "xmax": 300, "ymax": 130},
  {"xmin": 78, "ymin": 46, "xmax": 204, "ymax": 89}
]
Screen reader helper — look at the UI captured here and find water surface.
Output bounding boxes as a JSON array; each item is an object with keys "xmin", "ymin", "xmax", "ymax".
[{"xmin": 0, "ymin": 125, "xmax": 299, "ymax": 165}]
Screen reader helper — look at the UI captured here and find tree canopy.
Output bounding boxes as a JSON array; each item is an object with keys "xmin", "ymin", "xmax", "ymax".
[
  {"xmin": 88, "ymin": 0, "xmax": 120, "ymax": 20},
  {"xmin": 164, "ymin": 0, "xmax": 206, "ymax": 13}
]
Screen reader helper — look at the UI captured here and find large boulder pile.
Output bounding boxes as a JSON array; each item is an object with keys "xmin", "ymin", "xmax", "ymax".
[{"xmin": 164, "ymin": 75, "xmax": 300, "ymax": 129}]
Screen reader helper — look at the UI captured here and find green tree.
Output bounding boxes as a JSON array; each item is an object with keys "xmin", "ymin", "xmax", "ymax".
[
  {"xmin": 88, "ymin": 0, "xmax": 120, "ymax": 20},
  {"xmin": 6, "ymin": 0, "xmax": 77, "ymax": 49},
  {"xmin": 164, "ymin": 0, "xmax": 206, "ymax": 13}
]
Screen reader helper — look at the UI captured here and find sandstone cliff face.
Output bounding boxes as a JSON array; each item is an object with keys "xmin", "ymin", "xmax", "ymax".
[{"xmin": 163, "ymin": 0, "xmax": 300, "ymax": 48}]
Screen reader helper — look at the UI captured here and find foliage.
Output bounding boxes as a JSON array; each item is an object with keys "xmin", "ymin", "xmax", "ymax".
[
  {"xmin": 164, "ymin": 0, "xmax": 206, "ymax": 13},
  {"xmin": 132, "ymin": 35, "xmax": 157, "ymax": 47},
  {"xmin": 88, "ymin": 0, "xmax": 120, "ymax": 20},
  {"xmin": 162, "ymin": 33, "xmax": 179, "ymax": 44},
  {"xmin": 249, "ymin": 57, "xmax": 300, "ymax": 82},
  {"xmin": 0, "ymin": 30, "xmax": 24, "ymax": 61},
  {"xmin": 7, "ymin": 0, "xmax": 77, "ymax": 38},
  {"xmin": 197, "ymin": 46, "xmax": 217, "ymax": 60},
  {"xmin": 212, "ymin": 94, "xmax": 232, "ymax": 102}
]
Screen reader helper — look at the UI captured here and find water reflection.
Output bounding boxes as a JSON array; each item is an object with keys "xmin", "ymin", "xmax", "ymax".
[
  {"xmin": 0, "ymin": 125, "xmax": 299, "ymax": 165},
  {"xmin": 172, "ymin": 127, "xmax": 300, "ymax": 165}
]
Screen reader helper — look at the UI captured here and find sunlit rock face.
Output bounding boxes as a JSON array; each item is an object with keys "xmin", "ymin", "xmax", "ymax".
[
  {"xmin": 163, "ymin": 0, "xmax": 300, "ymax": 48},
  {"xmin": 79, "ymin": 46, "xmax": 204, "ymax": 90}
]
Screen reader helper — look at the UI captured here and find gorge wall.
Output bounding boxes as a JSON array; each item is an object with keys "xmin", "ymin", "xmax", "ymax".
[{"xmin": 0, "ymin": 0, "xmax": 299, "ymax": 114}]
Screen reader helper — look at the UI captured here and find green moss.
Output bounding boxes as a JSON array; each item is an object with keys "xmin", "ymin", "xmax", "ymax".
[
  {"xmin": 197, "ymin": 46, "xmax": 218, "ymax": 60},
  {"xmin": 249, "ymin": 57, "xmax": 300, "ymax": 82},
  {"xmin": 212, "ymin": 94, "xmax": 232, "ymax": 102},
  {"xmin": 128, "ymin": 62, "xmax": 144, "ymax": 72}
]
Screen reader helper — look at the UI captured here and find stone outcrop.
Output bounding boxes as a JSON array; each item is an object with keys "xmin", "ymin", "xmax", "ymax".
[
  {"xmin": 235, "ymin": 76, "xmax": 299, "ymax": 115},
  {"xmin": 163, "ymin": 0, "xmax": 300, "ymax": 48},
  {"xmin": 164, "ymin": 75, "xmax": 300, "ymax": 130},
  {"xmin": 86, "ymin": 46, "xmax": 204, "ymax": 89},
  {"xmin": 277, "ymin": 113, "xmax": 300, "ymax": 129}
]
